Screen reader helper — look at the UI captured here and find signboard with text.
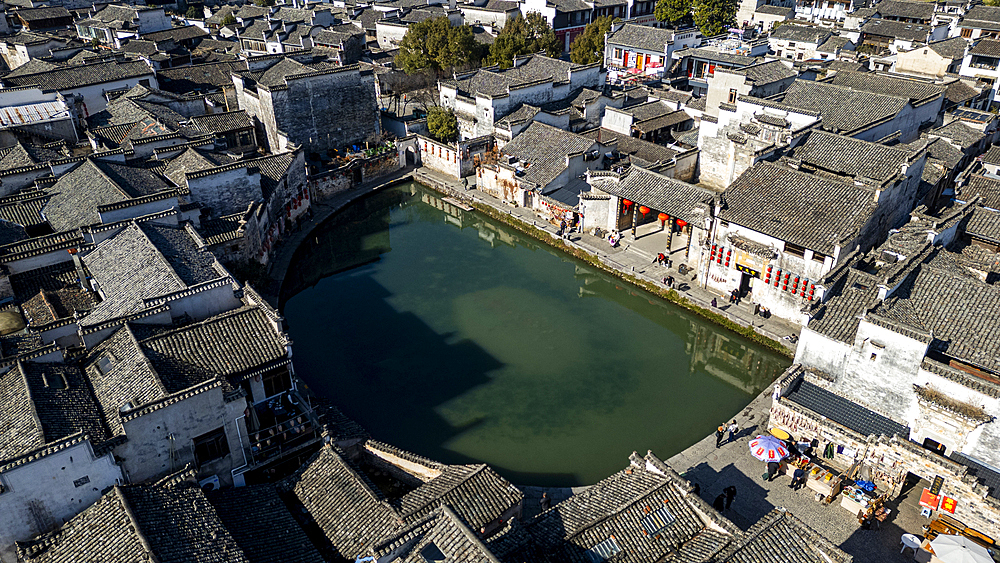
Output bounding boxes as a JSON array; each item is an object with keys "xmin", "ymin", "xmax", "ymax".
[
  {"xmin": 919, "ymin": 488, "xmax": 940, "ymax": 510},
  {"xmin": 940, "ymin": 495, "xmax": 957, "ymax": 514}
]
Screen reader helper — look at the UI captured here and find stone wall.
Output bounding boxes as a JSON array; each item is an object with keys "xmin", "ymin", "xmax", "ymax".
[
  {"xmin": 0, "ymin": 440, "xmax": 122, "ymax": 563},
  {"xmin": 186, "ymin": 165, "xmax": 263, "ymax": 217},
  {"xmin": 241, "ymin": 66, "xmax": 379, "ymax": 155},
  {"xmin": 117, "ymin": 384, "xmax": 246, "ymax": 487}
]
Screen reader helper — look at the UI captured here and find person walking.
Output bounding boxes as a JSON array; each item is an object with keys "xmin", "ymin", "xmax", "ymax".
[
  {"xmin": 727, "ymin": 420, "xmax": 739, "ymax": 444},
  {"xmin": 713, "ymin": 494, "xmax": 726, "ymax": 512},
  {"xmin": 539, "ymin": 492, "xmax": 551, "ymax": 512},
  {"xmin": 711, "ymin": 297, "xmax": 718, "ymax": 308},
  {"xmin": 724, "ymin": 485, "xmax": 737, "ymax": 509},
  {"xmin": 715, "ymin": 425, "xmax": 725, "ymax": 448}
]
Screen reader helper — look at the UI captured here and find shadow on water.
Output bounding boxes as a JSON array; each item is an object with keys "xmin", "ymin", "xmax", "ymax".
[{"xmin": 281, "ymin": 182, "xmax": 791, "ymax": 486}]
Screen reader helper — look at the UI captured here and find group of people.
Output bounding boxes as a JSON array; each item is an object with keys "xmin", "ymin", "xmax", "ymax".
[
  {"xmin": 558, "ymin": 219, "xmax": 573, "ymax": 240},
  {"xmin": 606, "ymin": 231, "xmax": 621, "ymax": 247},
  {"xmin": 729, "ymin": 289, "xmax": 742, "ymax": 305},
  {"xmin": 715, "ymin": 420, "xmax": 740, "ymax": 448}
]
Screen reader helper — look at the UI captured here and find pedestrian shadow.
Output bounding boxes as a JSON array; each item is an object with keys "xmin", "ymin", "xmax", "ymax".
[{"xmin": 682, "ymin": 461, "xmax": 777, "ymax": 530}]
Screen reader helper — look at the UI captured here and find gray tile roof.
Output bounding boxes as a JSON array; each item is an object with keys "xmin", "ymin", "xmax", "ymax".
[
  {"xmin": 164, "ymin": 147, "xmax": 232, "ymax": 184},
  {"xmin": 928, "ymin": 119, "xmax": 984, "ymax": 150},
  {"xmin": 43, "ymin": 159, "xmax": 175, "ymax": 232},
  {"xmin": 18, "ymin": 472, "xmax": 250, "ymax": 563},
  {"xmin": 395, "ymin": 464, "xmax": 523, "ymax": 531},
  {"xmin": 501, "ymin": 121, "xmax": 596, "ymax": 189},
  {"xmin": 826, "ymin": 70, "xmax": 944, "ymax": 105},
  {"xmin": 874, "ymin": 260, "xmax": 1000, "ymax": 371},
  {"xmin": 524, "ymin": 451, "xmax": 733, "ymax": 563},
  {"xmin": 157, "ymin": 61, "xmax": 249, "ymax": 93},
  {"xmin": 944, "ymin": 80, "xmax": 981, "ymax": 105},
  {"xmin": 719, "ymin": 508, "xmax": 852, "ymax": 563},
  {"xmin": 21, "ymin": 287, "xmax": 95, "ymax": 326},
  {"xmin": 390, "ymin": 506, "xmax": 503, "ymax": 563},
  {"xmin": 0, "ymin": 362, "xmax": 110, "ymax": 463},
  {"xmin": 207, "ymin": 485, "xmax": 325, "ymax": 563},
  {"xmin": 446, "ymin": 55, "xmax": 592, "ymax": 98},
  {"xmin": 139, "ymin": 305, "xmax": 287, "ymax": 388},
  {"xmin": 81, "ymin": 221, "xmax": 220, "ymax": 326},
  {"xmin": 738, "ymin": 59, "xmax": 797, "ymax": 85},
  {"xmin": 957, "ymin": 174, "xmax": 1000, "ymax": 208},
  {"xmin": 280, "ymin": 444, "xmax": 404, "ymax": 561},
  {"xmin": 2, "ymin": 60, "xmax": 153, "ymax": 91},
  {"xmin": 606, "ymin": 23, "xmax": 680, "ymax": 52},
  {"xmin": 198, "ymin": 213, "xmax": 244, "ymax": 246},
  {"xmin": 0, "ymin": 192, "xmax": 50, "ymax": 228},
  {"xmin": 805, "ymin": 268, "xmax": 878, "ymax": 343},
  {"xmin": 770, "ymin": 24, "xmax": 830, "ymax": 43},
  {"xmin": 966, "ymin": 206, "xmax": 1000, "ymax": 244},
  {"xmin": 787, "ymin": 130, "xmax": 914, "ymax": 182},
  {"xmin": 785, "ymin": 377, "xmax": 909, "ymax": 436},
  {"xmin": 961, "ymin": 5, "xmax": 1000, "ymax": 30},
  {"xmin": 721, "ymin": 162, "xmax": 879, "ymax": 254},
  {"xmin": 591, "ymin": 166, "xmax": 714, "ymax": 224},
  {"xmin": 779, "ymin": 80, "xmax": 908, "ymax": 135},
  {"xmin": 980, "ymin": 144, "xmax": 1000, "ymax": 166},
  {"xmin": 927, "ymin": 36, "xmax": 969, "ymax": 60},
  {"xmin": 970, "ymin": 38, "xmax": 1000, "ymax": 58},
  {"xmin": 580, "ymin": 128, "xmax": 677, "ymax": 167},
  {"xmin": 818, "ymin": 35, "xmax": 853, "ymax": 52},
  {"xmin": 755, "ymin": 4, "xmax": 794, "ymax": 15},
  {"xmin": 861, "ymin": 18, "xmax": 933, "ymax": 42},
  {"xmin": 674, "ymin": 47, "xmax": 756, "ymax": 67},
  {"xmin": 875, "ymin": 0, "xmax": 934, "ymax": 20}
]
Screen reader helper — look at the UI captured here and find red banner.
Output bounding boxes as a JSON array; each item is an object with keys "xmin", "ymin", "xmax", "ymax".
[
  {"xmin": 919, "ymin": 488, "xmax": 940, "ymax": 510},
  {"xmin": 940, "ymin": 496, "xmax": 957, "ymax": 514}
]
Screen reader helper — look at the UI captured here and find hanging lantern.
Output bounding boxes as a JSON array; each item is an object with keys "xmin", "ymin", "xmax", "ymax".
[
  {"xmin": 658, "ymin": 212, "xmax": 669, "ymax": 224},
  {"xmin": 676, "ymin": 219, "xmax": 688, "ymax": 228},
  {"xmin": 622, "ymin": 199, "xmax": 633, "ymax": 215},
  {"xmin": 638, "ymin": 205, "xmax": 650, "ymax": 216}
]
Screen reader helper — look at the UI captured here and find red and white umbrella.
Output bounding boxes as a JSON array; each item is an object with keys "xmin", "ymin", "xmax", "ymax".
[{"xmin": 748, "ymin": 435, "xmax": 789, "ymax": 462}]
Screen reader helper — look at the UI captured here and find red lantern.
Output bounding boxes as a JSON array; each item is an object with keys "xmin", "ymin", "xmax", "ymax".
[
  {"xmin": 658, "ymin": 212, "xmax": 669, "ymax": 224},
  {"xmin": 638, "ymin": 205, "xmax": 651, "ymax": 216},
  {"xmin": 676, "ymin": 219, "xmax": 688, "ymax": 228}
]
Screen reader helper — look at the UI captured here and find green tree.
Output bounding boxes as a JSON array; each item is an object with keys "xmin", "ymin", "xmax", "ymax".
[
  {"xmin": 254, "ymin": 0, "xmax": 275, "ymax": 7},
  {"xmin": 395, "ymin": 18, "xmax": 483, "ymax": 74},
  {"xmin": 427, "ymin": 106, "xmax": 458, "ymax": 142},
  {"xmin": 693, "ymin": 0, "xmax": 739, "ymax": 37},
  {"xmin": 221, "ymin": 13, "xmax": 236, "ymax": 25},
  {"xmin": 569, "ymin": 16, "xmax": 614, "ymax": 65},
  {"xmin": 654, "ymin": 0, "xmax": 693, "ymax": 24},
  {"xmin": 185, "ymin": 5, "xmax": 202, "ymax": 18},
  {"xmin": 488, "ymin": 12, "xmax": 562, "ymax": 68},
  {"xmin": 986, "ymin": 0, "xmax": 1000, "ymax": 6}
]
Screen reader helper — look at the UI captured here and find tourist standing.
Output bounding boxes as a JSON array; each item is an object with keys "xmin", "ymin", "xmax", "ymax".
[
  {"xmin": 724, "ymin": 485, "xmax": 737, "ymax": 509},
  {"xmin": 540, "ymin": 492, "xmax": 551, "ymax": 512},
  {"xmin": 713, "ymin": 494, "xmax": 726, "ymax": 512},
  {"xmin": 715, "ymin": 425, "xmax": 725, "ymax": 448},
  {"xmin": 727, "ymin": 420, "xmax": 739, "ymax": 443}
]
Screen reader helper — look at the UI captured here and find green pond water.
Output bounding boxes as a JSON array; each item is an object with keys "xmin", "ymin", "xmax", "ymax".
[{"xmin": 281, "ymin": 182, "xmax": 790, "ymax": 486}]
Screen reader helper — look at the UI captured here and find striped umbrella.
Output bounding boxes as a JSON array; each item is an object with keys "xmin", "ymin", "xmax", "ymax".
[{"xmin": 748, "ymin": 435, "xmax": 789, "ymax": 462}]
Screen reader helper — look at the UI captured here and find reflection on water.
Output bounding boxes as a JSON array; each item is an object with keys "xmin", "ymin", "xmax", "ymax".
[{"xmin": 282, "ymin": 182, "xmax": 790, "ymax": 486}]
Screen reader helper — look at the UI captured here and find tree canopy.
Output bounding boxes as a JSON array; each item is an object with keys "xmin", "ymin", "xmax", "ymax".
[
  {"xmin": 427, "ymin": 107, "xmax": 458, "ymax": 142},
  {"xmin": 185, "ymin": 5, "xmax": 202, "ymax": 18},
  {"xmin": 569, "ymin": 16, "xmax": 615, "ymax": 65},
  {"xmin": 654, "ymin": 0, "xmax": 693, "ymax": 24},
  {"xmin": 221, "ymin": 13, "xmax": 236, "ymax": 25},
  {"xmin": 488, "ymin": 12, "xmax": 562, "ymax": 68},
  {"xmin": 395, "ymin": 17, "xmax": 484, "ymax": 74},
  {"xmin": 693, "ymin": 0, "xmax": 739, "ymax": 37}
]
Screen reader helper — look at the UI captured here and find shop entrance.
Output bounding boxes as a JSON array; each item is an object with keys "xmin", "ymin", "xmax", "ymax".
[{"xmin": 738, "ymin": 272, "xmax": 752, "ymax": 298}]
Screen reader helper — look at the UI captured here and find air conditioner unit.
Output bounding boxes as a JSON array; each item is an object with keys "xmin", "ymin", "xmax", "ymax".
[{"xmin": 199, "ymin": 475, "xmax": 221, "ymax": 492}]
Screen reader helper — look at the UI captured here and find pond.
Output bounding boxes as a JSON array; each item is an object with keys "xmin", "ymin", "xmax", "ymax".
[{"xmin": 281, "ymin": 182, "xmax": 790, "ymax": 486}]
